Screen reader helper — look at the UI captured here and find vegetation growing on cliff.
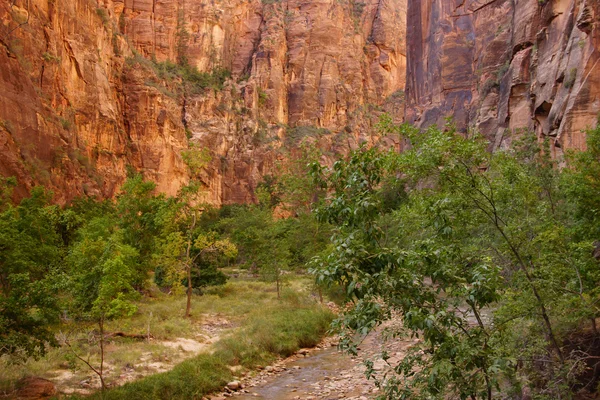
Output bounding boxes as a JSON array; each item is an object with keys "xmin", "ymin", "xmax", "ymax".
[
  {"xmin": 126, "ymin": 53, "xmax": 231, "ymax": 97},
  {"xmin": 310, "ymin": 118, "xmax": 600, "ymax": 399}
]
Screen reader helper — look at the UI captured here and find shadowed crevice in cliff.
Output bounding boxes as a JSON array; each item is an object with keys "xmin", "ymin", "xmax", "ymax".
[{"xmin": 404, "ymin": 0, "xmax": 600, "ymax": 155}]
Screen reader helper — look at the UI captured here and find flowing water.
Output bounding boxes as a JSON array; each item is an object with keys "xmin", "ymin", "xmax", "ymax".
[
  {"xmin": 229, "ymin": 321, "xmax": 418, "ymax": 400},
  {"xmin": 236, "ymin": 346, "xmax": 372, "ymax": 400}
]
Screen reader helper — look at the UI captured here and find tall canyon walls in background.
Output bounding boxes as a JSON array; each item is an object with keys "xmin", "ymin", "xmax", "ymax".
[
  {"xmin": 0, "ymin": 0, "xmax": 406, "ymax": 204},
  {"xmin": 1, "ymin": 0, "xmax": 599, "ymax": 204},
  {"xmin": 405, "ymin": 0, "xmax": 600, "ymax": 156}
]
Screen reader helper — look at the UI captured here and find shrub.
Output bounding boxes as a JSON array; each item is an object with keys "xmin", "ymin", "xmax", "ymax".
[
  {"xmin": 59, "ymin": 118, "xmax": 71, "ymax": 130},
  {"xmin": 480, "ymin": 78, "xmax": 499, "ymax": 97},
  {"xmin": 0, "ymin": 120, "xmax": 15, "ymax": 134},
  {"xmin": 42, "ymin": 52, "xmax": 60, "ymax": 63},
  {"xmin": 126, "ymin": 54, "xmax": 232, "ymax": 95},
  {"xmin": 285, "ymin": 125, "xmax": 330, "ymax": 146},
  {"xmin": 564, "ymin": 68, "xmax": 577, "ymax": 89},
  {"xmin": 96, "ymin": 8, "xmax": 110, "ymax": 27}
]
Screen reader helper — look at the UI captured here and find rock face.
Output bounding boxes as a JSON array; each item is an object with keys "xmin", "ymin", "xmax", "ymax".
[
  {"xmin": 123, "ymin": 0, "xmax": 407, "ymax": 126},
  {"xmin": 0, "ymin": 0, "xmax": 190, "ymax": 202},
  {"xmin": 405, "ymin": 0, "xmax": 600, "ymax": 155},
  {"xmin": 2, "ymin": 0, "xmax": 598, "ymax": 204},
  {"xmin": 0, "ymin": 0, "xmax": 406, "ymax": 204}
]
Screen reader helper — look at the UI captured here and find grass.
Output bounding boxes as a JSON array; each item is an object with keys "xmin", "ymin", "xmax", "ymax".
[
  {"xmin": 1, "ymin": 276, "xmax": 334, "ymax": 399},
  {"xmin": 84, "ymin": 354, "xmax": 232, "ymax": 400},
  {"xmin": 79, "ymin": 303, "xmax": 332, "ymax": 400}
]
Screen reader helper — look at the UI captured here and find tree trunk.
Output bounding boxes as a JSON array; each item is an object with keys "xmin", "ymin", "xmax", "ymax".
[
  {"xmin": 184, "ymin": 214, "xmax": 197, "ymax": 318},
  {"xmin": 468, "ymin": 302, "xmax": 492, "ymax": 400},
  {"xmin": 99, "ymin": 317, "xmax": 106, "ymax": 390},
  {"xmin": 185, "ymin": 261, "xmax": 192, "ymax": 318},
  {"xmin": 591, "ymin": 318, "xmax": 599, "ymax": 337},
  {"xmin": 491, "ymin": 215, "xmax": 564, "ymax": 362}
]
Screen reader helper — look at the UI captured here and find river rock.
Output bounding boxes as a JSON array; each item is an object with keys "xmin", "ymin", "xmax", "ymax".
[
  {"xmin": 297, "ymin": 348, "xmax": 310, "ymax": 356},
  {"xmin": 228, "ymin": 365, "xmax": 243, "ymax": 374},
  {"xmin": 14, "ymin": 377, "xmax": 57, "ymax": 400},
  {"xmin": 226, "ymin": 381, "xmax": 241, "ymax": 391}
]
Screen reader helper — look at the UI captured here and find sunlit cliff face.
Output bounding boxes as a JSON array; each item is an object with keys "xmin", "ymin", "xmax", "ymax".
[
  {"xmin": 0, "ymin": 0, "xmax": 406, "ymax": 204},
  {"xmin": 1, "ymin": 0, "xmax": 598, "ymax": 204}
]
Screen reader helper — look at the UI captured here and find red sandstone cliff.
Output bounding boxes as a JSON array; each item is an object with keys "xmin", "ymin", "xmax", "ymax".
[
  {"xmin": 405, "ymin": 0, "xmax": 600, "ymax": 156},
  {"xmin": 1, "ymin": 0, "xmax": 599, "ymax": 204},
  {"xmin": 0, "ymin": 0, "xmax": 406, "ymax": 204}
]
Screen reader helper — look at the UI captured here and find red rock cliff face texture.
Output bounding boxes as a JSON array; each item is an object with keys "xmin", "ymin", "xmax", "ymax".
[
  {"xmin": 123, "ymin": 0, "xmax": 407, "ymax": 204},
  {"xmin": 0, "ymin": 0, "xmax": 189, "ymax": 202},
  {"xmin": 0, "ymin": 0, "xmax": 406, "ymax": 204},
  {"xmin": 405, "ymin": 0, "xmax": 600, "ymax": 155}
]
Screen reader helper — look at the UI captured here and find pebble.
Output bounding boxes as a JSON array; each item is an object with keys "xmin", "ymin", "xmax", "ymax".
[{"xmin": 223, "ymin": 326, "xmax": 415, "ymax": 400}]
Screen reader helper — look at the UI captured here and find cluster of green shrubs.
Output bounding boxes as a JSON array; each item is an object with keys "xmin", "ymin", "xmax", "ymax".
[
  {"xmin": 126, "ymin": 53, "xmax": 231, "ymax": 96},
  {"xmin": 0, "ymin": 138, "xmax": 335, "ymax": 371},
  {"xmin": 311, "ymin": 115, "xmax": 600, "ymax": 399}
]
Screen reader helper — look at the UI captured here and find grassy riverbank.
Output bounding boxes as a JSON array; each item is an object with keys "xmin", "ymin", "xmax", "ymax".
[
  {"xmin": 0, "ymin": 275, "xmax": 334, "ymax": 399},
  {"xmin": 83, "ymin": 303, "xmax": 333, "ymax": 400}
]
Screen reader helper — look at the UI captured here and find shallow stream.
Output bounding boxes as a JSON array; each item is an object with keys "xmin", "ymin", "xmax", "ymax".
[{"xmin": 237, "ymin": 346, "xmax": 370, "ymax": 400}]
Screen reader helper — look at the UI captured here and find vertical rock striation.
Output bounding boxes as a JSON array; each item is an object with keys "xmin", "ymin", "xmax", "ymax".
[
  {"xmin": 405, "ymin": 0, "xmax": 600, "ymax": 155},
  {"xmin": 2, "ymin": 0, "xmax": 598, "ymax": 204},
  {"xmin": 0, "ymin": 0, "xmax": 190, "ymax": 202}
]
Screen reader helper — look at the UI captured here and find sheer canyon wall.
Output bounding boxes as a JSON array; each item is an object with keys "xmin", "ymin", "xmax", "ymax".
[
  {"xmin": 0, "ymin": 0, "xmax": 598, "ymax": 203},
  {"xmin": 405, "ymin": 0, "xmax": 600, "ymax": 157},
  {"xmin": 0, "ymin": 0, "xmax": 406, "ymax": 203}
]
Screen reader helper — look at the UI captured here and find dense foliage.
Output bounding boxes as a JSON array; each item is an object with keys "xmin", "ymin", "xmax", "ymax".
[
  {"xmin": 0, "ymin": 183, "xmax": 62, "ymax": 359},
  {"xmin": 1, "ymin": 116, "xmax": 598, "ymax": 399},
  {"xmin": 310, "ymin": 119, "xmax": 600, "ymax": 399},
  {"xmin": 0, "ymin": 143, "xmax": 331, "ymax": 366}
]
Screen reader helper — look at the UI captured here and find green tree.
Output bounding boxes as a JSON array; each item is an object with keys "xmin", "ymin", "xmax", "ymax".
[
  {"xmin": 116, "ymin": 175, "xmax": 166, "ymax": 289},
  {"xmin": 0, "ymin": 187, "xmax": 63, "ymax": 359},
  {"xmin": 155, "ymin": 228, "xmax": 236, "ymax": 317},
  {"xmin": 154, "ymin": 145, "xmax": 237, "ymax": 317},
  {"xmin": 310, "ymin": 120, "xmax": 600, "ymax": 399},
  {"xmin": 67, "ymin": 216, "xmax": 139, "ymax": 389},
  {"xmin": 275, "ymin": 142, "xmax": 325, "ymax": 215},
  {"xmin": 563, "ymin": 120, "xmax": 600, "ymax": 241}
]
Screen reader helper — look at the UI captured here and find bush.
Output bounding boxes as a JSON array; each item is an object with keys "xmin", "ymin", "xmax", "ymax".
[
  {"xmin": 285, "ymin": 125, "xmax": 330, "ymax": 146},
  {"xmin": 96, "ymin": 8, "xmax": 110, "ymax": 27},
  {"xmin": 479, "ymin": 78, "xmax": 498, "ymax": 97},
  {"xmin": 126, "ymin": 55, "xmax": 232, "ymax": 95},
  {"xmin": 564, "ymin": 68, "xmax": 577, "ymax": 89}
]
